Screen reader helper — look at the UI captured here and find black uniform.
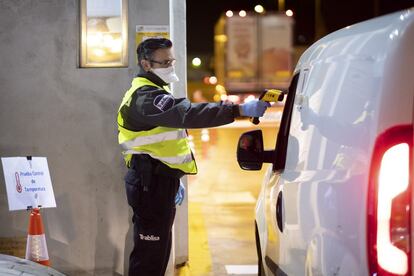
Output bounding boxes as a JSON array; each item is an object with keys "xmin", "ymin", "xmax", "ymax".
[{"xmin": 120, "ymin": 71, "xmax": 240, "ymax": 276}]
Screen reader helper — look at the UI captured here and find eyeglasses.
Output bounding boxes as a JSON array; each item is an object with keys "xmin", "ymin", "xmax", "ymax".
[{"xmin": 149, "ymin": 59, "xmax": 176, "ymax": 67}]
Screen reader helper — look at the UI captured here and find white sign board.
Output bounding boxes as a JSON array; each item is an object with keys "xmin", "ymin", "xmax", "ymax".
[{"xmin": 1, "ymin": 157, "xmax": 56, "ymax": 211}]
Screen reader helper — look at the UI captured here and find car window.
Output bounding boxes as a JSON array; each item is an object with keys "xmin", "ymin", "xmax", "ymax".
[{"xmin": 273, "ymin": 73, "xmax": 299, "ymax": 171}]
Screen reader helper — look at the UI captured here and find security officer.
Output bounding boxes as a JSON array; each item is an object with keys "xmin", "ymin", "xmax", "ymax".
[{"xmin": 117, "ymin": 38, "xmax": 269, "ymax": 276}]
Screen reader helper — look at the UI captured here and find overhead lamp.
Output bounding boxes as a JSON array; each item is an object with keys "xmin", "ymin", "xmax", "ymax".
[
  {"xmin": 254, "ymin": 5, "xmax": 265, "ymax": 14},
  {"xmin": 192, "ymin": 57, "xmax": 202, "ymax": 67}
]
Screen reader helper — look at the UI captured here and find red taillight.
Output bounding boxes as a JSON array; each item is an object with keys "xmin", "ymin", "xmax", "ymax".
[{"xmin": 368, "ymin": 125, "xmax": 413, "ymax": 276}]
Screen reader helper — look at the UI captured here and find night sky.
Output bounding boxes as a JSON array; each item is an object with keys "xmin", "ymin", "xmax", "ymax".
[
  {"xmin": 186, "ymin": 0, "xmax": 414, "ymax": 55},
  {"xmin": 187, "ymin": 0, "xmax": 277, "ymax": 54}
]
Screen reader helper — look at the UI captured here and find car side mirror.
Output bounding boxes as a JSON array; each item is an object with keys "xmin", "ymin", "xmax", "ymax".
[{"xmin": 237, "ymin": 130, "xmax": 265, "ymax": 170}]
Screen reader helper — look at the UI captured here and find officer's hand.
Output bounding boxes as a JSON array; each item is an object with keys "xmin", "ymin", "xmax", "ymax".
[
  {"xmin": 175, "ymin": 182, "xmax": 185, "ymax": 206},
  {"xmin": 239, "ymin": 100, "xmax": 271, "ymax": 117}
]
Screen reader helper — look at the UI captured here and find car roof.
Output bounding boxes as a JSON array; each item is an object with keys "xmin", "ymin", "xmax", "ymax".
[{"xmin": 295, "ymin": 8, "xmax": 414, "ymax": 72}]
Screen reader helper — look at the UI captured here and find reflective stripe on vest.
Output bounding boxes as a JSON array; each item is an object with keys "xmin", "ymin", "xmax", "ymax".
[
  {"xmin": 121, "ymin": 129, "xmax": 187, "ymax": 148},
  {"xmin": 117, "ymin": 77, "xmax": 197, "ymax": 174},
  {"xmin": 123, "ymin": 150, "xmax": 194, "ymax": 164}
]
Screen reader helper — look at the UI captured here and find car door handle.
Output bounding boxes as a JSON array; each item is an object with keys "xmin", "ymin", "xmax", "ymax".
[
  {"xmin": 295, "ymin": 94, "xmax": 308, "ymax": 110},
  {"xmin": 276, "ymin": 191, "xmax": 283, "ymax": 232}
]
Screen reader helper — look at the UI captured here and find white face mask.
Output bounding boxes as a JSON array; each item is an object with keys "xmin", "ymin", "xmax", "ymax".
[{"xmin": 151, "ymin": 66, "xmax": 179, "ymax": 83}]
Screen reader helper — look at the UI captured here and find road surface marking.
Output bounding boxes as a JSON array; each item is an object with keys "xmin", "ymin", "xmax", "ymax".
[
  {"xmin": 225, "ymin": 265, "xmax": 258, "ymax": 274},
  {"xmin": 177, "ymin": 202, "xmax": 212, "ymax": 275}
]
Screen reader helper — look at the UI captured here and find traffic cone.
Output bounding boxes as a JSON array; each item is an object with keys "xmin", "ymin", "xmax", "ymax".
[{"xmin": 25, "ymin": 208, "xmax": 50, "ymax": 266}]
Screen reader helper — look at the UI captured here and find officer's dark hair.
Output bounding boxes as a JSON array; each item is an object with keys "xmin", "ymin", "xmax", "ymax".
[{"xmin": 137, "ymin": 38, "xmax": 173, "ymax": 68}]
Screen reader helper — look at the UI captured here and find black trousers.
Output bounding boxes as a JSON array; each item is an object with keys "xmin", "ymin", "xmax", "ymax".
[{"xmin": 124, "ymin": 155, "xmax": 180, "ymax": 276}]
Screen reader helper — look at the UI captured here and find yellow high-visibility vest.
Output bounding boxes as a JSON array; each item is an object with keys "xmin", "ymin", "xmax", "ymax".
[{"xmin": 117, "ymin": 77, "xmax": 197, "ymax": 174}]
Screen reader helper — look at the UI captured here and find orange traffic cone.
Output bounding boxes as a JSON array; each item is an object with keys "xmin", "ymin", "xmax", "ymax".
[{"xmin": 25, "ymin": 208, "xmax": 50, "ymax": 266}]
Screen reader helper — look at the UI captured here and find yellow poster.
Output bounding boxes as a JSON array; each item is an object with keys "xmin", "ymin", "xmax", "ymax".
[{"xmin": 135, "ymin": 25, "xmax": 170, "ymax": 48}]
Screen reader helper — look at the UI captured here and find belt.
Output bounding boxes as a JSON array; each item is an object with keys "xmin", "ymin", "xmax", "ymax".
[{"xmin": 130, "ymin": 154, "xmax": 185, "ymax": 179}]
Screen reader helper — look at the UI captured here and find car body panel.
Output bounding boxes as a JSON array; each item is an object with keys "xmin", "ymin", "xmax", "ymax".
[{"xmin": 255, "ymin": 8, "xmax": 414, "ymax": 276}]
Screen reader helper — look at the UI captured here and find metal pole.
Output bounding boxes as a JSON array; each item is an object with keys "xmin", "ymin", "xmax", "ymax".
[
  {"xmin": 169, "ymin": 0, "xmax": 189, "ymax": 272},
  {"xmin": 315, "ymin": 0, "xmax": 327, "ymax": 40},
  {"xmin": 278, "ymin": 0, "xmax": 285, "ymax": 11},
  {"xmin": 373, "ymin": 0, "xmax": 380, "ymax": 16}
]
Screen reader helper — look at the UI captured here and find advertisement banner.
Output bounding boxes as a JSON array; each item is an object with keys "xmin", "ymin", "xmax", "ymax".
[
  {"xmin": 226, "ymin": 16, "xmax": 258, "ymax": 91},
  {"xmin": 1, "ymin": 157, "xmax": 56, "ymax": 211},
  {"xmin": 260, "ymin": 16, "xmax": 293, "ymax": 89}
]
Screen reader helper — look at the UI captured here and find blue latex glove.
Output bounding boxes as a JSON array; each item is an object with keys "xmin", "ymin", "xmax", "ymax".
[
  {"xmin": 175, "ymin": 182, "xmax": 185, "ymax": 206},
  {"xmin": 239, "ymin": 99, "xmax": 271, "ymax": 117}
]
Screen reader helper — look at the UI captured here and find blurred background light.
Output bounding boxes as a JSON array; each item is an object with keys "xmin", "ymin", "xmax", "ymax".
[
  {"xmin": 254, "ymin": 5, "xmax": 265, "ymax": 14},
  {"xmin": 243, "ymin": 95, "xmax": 256, "ymax": 103},
  {"xmin": 215, "ymin": 84, "xmax": 226, "ymax": 94},
  {"xmin": 209, "ymin": 76, "xmax": 218, "ymax": 85},
  {"xmin": 192, "ymin": 57, "xmax": 202, "ymax": 67},
  {"xmin": 201, "ymin": 129, "xmax": 210, "ymax": 142}
]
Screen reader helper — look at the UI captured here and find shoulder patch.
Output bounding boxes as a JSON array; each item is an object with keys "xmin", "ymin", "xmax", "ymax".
[{"xmin": 153, "ymin": 94, "xmax": 175, "ymax": 112}]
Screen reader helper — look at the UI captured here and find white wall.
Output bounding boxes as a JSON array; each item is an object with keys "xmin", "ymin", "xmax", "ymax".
[{"xmin": 0, "ymin": 0, "xmax": 184, "ymax": 275}]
